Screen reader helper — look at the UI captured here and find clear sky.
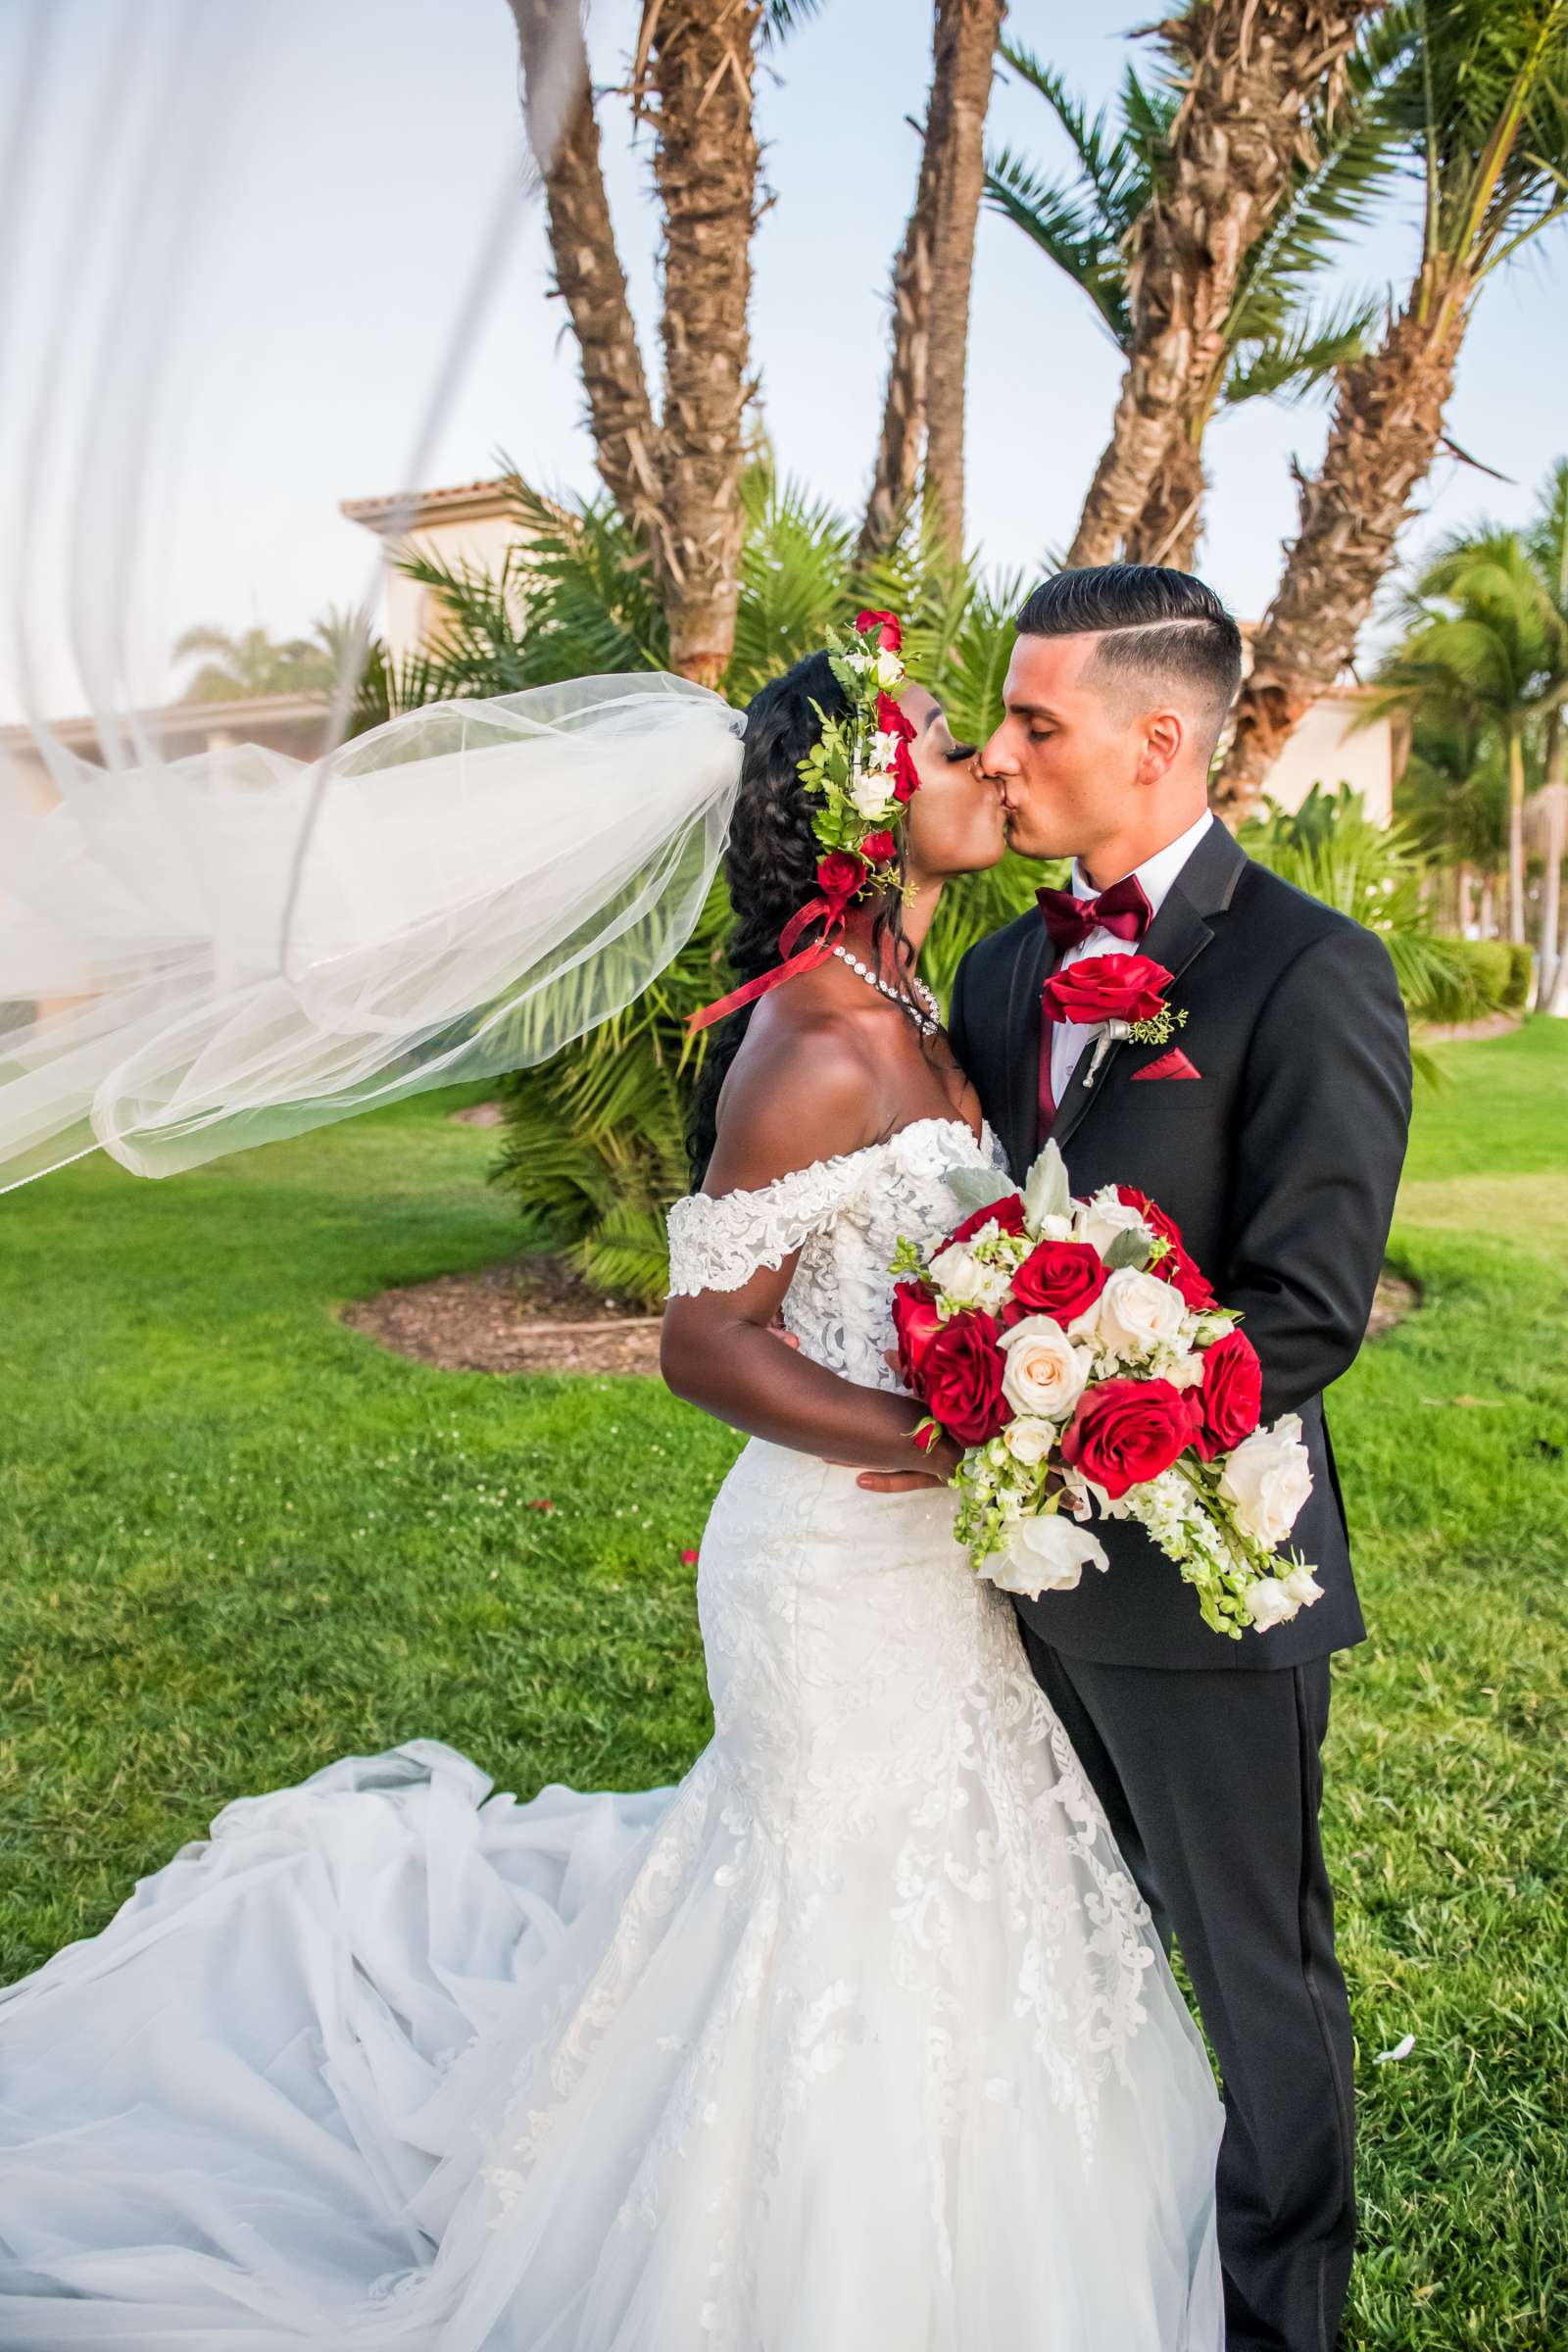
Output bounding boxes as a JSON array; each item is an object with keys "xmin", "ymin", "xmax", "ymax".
[{"xmin": 6, "ymin": 0, "xmax": 1567, "ymax": 721}]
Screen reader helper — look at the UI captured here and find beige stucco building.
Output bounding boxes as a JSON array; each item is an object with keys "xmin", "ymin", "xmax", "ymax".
[{"xmin": 0, "ymin": 474, "xmax": 1397, "ymax": 824}]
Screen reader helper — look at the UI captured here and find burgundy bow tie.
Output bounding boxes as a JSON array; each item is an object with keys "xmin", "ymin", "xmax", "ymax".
[{"xmin": 1036, "ymin": 873, "xmax": 1152, "ymax": 952}]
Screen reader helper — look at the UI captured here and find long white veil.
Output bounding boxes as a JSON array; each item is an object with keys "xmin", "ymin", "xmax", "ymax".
[{"xmin": 0, "ymin": 0, "xmax": 746, "ymax": 1191}]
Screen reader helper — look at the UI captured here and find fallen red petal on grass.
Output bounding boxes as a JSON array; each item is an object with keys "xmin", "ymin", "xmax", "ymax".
[
  {"xmin": 527, "ymin": 1498, "xmax": 556, "ymax": 1512},
  {"xmin": 679, "ymin": 1547, "xmax": 700, "ymax": 1566}
]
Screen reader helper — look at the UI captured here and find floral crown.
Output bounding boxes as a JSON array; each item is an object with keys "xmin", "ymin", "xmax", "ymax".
[{"xmin": 687, "ymin": 608, "xmax": 921, "ymax": 1034}]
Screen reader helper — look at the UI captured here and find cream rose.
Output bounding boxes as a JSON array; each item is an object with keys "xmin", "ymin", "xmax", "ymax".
[
  {"xmin": 1075, "ymin": 1191, "xmax": 1152, "ymax": 1259},
  {"xmin": 1003, "ymin": 1414, "xmax": 1058, "ymax": 1466},
  {"xmin": 874, "ymin": 648, "xmax": 906, "ymax": 691},
  {"xmin": 1086, "ymin": 1265, "xmax": 1188, "ymax": 1358},
  {"xmin": 1220, "ymin": 1415, "xmax": 1314, "ymax": 1548},
  {"xmin": 1000, "ymin": 1316, "xmax": 1090, "ymax": 1419},
  {"xmin": 1281, "ymin": 1565, "xmax": 1324, "ymax": 1610},
  {"xmin": 926, "ymin": 1240, "xmax": 1013, "ymax": 1314},
  {"xmin": 987, "ymin": 1512, "xmax": 1109, "ymax": 1599}
]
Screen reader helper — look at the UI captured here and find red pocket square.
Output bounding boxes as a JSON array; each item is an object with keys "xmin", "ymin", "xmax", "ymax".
[{"xmin": 1131, "ymin": 1047, "xmax": 1201, "ymax": 1082}]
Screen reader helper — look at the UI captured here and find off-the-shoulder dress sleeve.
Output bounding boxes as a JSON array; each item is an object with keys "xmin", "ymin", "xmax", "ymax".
[{"xmin": 665, "ymin": 1156, "xmax": 861, "ymax": 1297}]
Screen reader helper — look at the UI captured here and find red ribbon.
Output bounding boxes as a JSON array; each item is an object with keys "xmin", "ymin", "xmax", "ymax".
[{"xmin": 685, "ymin": 893, "xmax": 852, "ymax": 1035}]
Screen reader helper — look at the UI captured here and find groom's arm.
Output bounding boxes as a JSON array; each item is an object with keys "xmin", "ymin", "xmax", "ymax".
[
  {"xmin": 1224, "ymin": 922, "xmax": 1411, "ymax": 1423},
  {"xmin": 946, "ymin": 943, "xmax": 974, "ymax": 1074}
]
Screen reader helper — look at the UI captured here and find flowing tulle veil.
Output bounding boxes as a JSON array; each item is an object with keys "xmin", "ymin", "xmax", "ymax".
[{"xmin": 0, "ymin": 0, "xmax": 747, "ymax": 1194}]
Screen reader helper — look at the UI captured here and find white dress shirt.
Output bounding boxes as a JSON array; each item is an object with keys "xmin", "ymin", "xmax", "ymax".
[{"xmin": 1050, "ymin": 808, "xmax": 1215, "ymax": 1103}]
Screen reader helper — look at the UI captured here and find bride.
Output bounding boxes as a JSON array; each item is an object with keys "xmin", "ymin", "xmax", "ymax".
[{"xmin": 0, "ymin": 619, "xmax": 1223, "ymax": 2347}]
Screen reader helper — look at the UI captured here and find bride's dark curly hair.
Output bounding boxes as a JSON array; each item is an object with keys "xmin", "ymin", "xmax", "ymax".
[{"xmin": 686, "ymin": 651, "xmax": 929, "ymax": 1187}]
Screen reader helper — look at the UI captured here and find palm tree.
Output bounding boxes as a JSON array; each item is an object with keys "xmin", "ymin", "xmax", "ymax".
[
  {"xmin": 1366, "ymin": 526, "xmax": 1566, "ymax": 945},
  {"xmin": 171, "ymin": 610, "xmax": 369, "ymax": 703},
  {"xmin": 1215, "ymin": 0, "xmax": 1568, "ymax": 821},
  {"xmin": 1526, "ymin": 459, "xmax": 1568, "ymax": 1005},
  {"xmin": 1395, "ymin": 701, "xmax": 1507, "ymax": 931},
  {"xmin": 1061, "ymin": 0, "xmax": 1385, "ymax": 571},
  {"xmin": 860, "ymin": 0, "xmax": 1008, "ymax": 563},
  {"xmin": 983, "ymin": 29, "xmax": 1401, "ymax": 566},
  {"xmin": 507, "ymin": 0, "xmax": 767, "ymax": 685}
]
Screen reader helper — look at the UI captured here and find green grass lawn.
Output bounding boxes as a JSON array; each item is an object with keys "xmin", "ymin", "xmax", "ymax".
[{"xmin": 3, "ymin": 1031, "xmax": 1566, "ymax": 2348}]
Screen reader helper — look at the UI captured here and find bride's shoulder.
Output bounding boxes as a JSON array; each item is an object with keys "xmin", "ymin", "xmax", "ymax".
[{"xmin": 702, "ymin": 1008, "xmax": 884, "ymax": 1204}]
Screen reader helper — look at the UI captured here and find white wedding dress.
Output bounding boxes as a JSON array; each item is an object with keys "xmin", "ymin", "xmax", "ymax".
[{"xmin": 0, "ymin": 1115, "xmax": 1223, "ymax": 2350}]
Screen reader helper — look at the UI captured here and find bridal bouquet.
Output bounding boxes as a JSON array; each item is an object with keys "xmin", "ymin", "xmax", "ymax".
[{"xmin": 889, "ymin": 1144, "xmax": 1321, "ymax": 1639}]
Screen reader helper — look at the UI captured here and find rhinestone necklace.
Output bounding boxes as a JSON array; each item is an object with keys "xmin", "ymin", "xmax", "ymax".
[{"xmin": 831, "ymin": 943, "xmax": 942, "ymax": 1036}]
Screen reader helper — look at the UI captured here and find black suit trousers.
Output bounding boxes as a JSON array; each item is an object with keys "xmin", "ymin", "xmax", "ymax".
[{"xmin": 1019, "ymin": 1622, "xmax": 1355, "ymax": 2352}]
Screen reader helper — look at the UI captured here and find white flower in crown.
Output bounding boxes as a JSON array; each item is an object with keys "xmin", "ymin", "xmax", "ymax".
[
  {"xmin": 849, "ymin": 768, "xmax": 899, "ymax": 821},
  {"xmin": 874, "ymin": 648, "xmax": 906, "ymax": 691}
]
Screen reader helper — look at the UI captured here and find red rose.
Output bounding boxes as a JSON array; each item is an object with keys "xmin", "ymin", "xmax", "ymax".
[
  {"xmin": 920, "ymin": 1309, "xmax": 1010, "ymax": 1446},
  {"xmin": 948, "ymin": 1192, "xmax": 1027, "ymax": 1247},
  {"xmin": 891, "ymin": 1280, "xmax": 944, "ymax": 1389},
  {"xmin": 1194, "ymin": 1328, "xmax": 1262, "ymax": 1461},
  {"xmin": 856, "ymin": 608, "xmax": 903, "ymax": 652},
  {"xmin": 1060, "ymin": 1377, "xmax": 1200, "ymax": 1499},
  {"xmin": 1004, "ymin": 1238, "xmax": 1107, "ymax": 1328},
  {"xmin": 860, "ymin": 828, "xmax": 898, "ymax": 866},
  {"xmin": 877, "ymin": 690, "xmax": 915, "ymax": 741},
  {"xmin": 1041, "ymin": 952, "xmax": 1172, "ymax": 1028},
  {"xmin": 892, "ymin": 734, "xmax": 920, "ymax": 803},
  {"xmin": 1114, "ymin": 1185, "xmax": 1215, "ymax": 1309},
  {"xmin": 816, "ymin": 851, "xmax": 865, "ymax": 906}
]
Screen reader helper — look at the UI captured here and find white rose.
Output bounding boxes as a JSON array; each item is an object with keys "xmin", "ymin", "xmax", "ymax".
[
  {"xmin": 1076, "ymin": 1191, "xmax": 1152, "ymax": 1259},
  {"xmin": 1004, "ymin": 1415, "xmax": 1058, "ymax": 1466},
  {"xmin": 875, "ymin": 648, "xmax": 905, "ymax": 690},
  {"xmin": 1219, "ymin": 1415, "xmax": 1314, "ymax": 1548},
  {"xmin": 1244, "ymin": 1576, "xmax": 1299, "ymax": 1631},
  {"xmin": 1281, "ymin": 1565, "xmax": 1324, "ymax": 1610},
  {"xmin": 1087, "ymin": 1266, "xmax": 1187, "ymax": 1358},
  {"xmin": 1000, "ymin": 1316, "xmax": 1090, "ymax": 1419},
  {"xmin": 927, "ymin": 1240, "xmax": 1013, "ymax": 1313},
  {"xmin": 987, "ymin": 1513, "xmax": 1109, "ymax": 1599},
  {"xmin": 849, "ymin": 769, "xmax": 897, "ymax": 820}
]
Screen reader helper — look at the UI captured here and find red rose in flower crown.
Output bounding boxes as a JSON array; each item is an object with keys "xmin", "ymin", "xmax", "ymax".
[
  {"xmin": 1042, "ymin": 953, "xmax": 1173, "ymax": 1029},
  {"xmin": 918, "ymin": 1309, "xmax": 1009, "ymax": 1446},
  {"xmin": 1116, "ymin": 1185, "xmax": 1215, "ymax": 1309},
  {"xmin": 948, "ymin": 1192, "xmax": 1027, "ymax": 1246},
  {"xmin": 892, "ymin": 734, "xmax": 920, "ymax": 804},
  {"xmin": 1004, "ymin": 1237, "xmax": 1107, "ymax": 1328},
  {"xmin": 815, "ymin": 850, "xmax": 865, "ymax": 907},
  {"xmin": 856, "ymin": 608, "xmax": 903, "ymax": 652},
  {"xmin": 1194, "ymin": 1327, "xmax": 1262, "ymax": 1460},
  {"xmin": 877, "ymin": 691, "xmax": 915, "ymax": 741},
  {"xmin": 860, "ymin": 829, "xmax": 898, "ymax": 866},
  {"xmin": 1060, "ymin": 1377, "xmax": 1201, "ymax": 1500}
]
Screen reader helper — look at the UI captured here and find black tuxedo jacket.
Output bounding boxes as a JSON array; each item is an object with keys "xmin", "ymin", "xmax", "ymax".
[{"xmin": 949, "ymin": 818, "xmax": 1412, "ymax": 1670}]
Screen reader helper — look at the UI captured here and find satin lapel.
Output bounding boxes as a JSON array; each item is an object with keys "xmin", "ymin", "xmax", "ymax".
[
  {"xmin": 1047, "ymin": 882, "xmax": 1216, "ymax": 1153},
  {"xmin": 1004, "ymin": 918, "xmax": 1053, "ymax": 1179}
]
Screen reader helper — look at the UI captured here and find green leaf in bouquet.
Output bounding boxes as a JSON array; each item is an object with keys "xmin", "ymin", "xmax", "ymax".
[
  {"xmin": 1022, "ymin": 1140, "xmax": 1071, "ymax": 1227},
  {"xmin": 1102, "ymin": 1227, "xmax": 1151, "ymax": 1272},
  {"xmin": 944, "ymin": 1166, "xmax": 1018, "ymax": 1219}
]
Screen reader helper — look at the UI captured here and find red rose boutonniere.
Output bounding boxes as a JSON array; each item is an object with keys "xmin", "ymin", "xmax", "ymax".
[{"xmin": 1041, "ymin": 953, "xmax": 1189, "ymax": 1087}]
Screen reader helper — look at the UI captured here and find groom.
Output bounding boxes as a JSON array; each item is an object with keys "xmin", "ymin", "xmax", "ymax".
[{"xmin": 869, "ymin": 565, "xmax": 1411, "ymax": 2352}]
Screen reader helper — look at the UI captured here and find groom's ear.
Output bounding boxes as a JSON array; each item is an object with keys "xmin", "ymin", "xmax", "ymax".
[{"xmin": 1134, "ymin": 708, "xmax": 1183, "ymax": 788}]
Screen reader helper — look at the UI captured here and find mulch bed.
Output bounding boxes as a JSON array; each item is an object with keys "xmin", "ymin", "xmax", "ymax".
[
  {"xmin": 342, "ymin": 1253, "xmax": 1422, "ymax": 1378},
  {"xmin": 338, "ymin": 1253, "xmax": 663, "ymax": 1376}
]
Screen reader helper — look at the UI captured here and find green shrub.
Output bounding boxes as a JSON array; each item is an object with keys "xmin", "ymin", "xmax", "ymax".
[{"xmin": 1502, "ymin": 941, "xmax": 1536, "ymax": 1009}]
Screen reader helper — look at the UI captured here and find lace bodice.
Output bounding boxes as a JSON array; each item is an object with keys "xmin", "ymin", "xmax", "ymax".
[{"xmin": 666, "ymin": 1115, "xmax": 1007, "ymax": 1389}]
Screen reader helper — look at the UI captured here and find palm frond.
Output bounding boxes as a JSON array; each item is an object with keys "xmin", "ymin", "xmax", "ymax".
[
  {"xmin": 982, "ymin": 147, "xmax": 1133, "ymax": 346},
  {"xmin": 1223, "ymin": 291, "xmax": 1381, "ymax": 406}
]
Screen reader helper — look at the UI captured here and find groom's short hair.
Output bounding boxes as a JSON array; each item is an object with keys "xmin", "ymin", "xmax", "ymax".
[{"xmin": 1015, "ymin": 566, "xmax": 1243, "ymax": 749}]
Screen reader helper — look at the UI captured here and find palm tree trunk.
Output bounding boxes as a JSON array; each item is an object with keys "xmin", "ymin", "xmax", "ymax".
[
  {"xmin": 1506, "ymin": 727, "xmax": 1528, "ymax": 947},
  {"xmin": 922, "ymin": 0, "xmax": 1006, "ymax": 558},
  {"xmin": 1479, "ymin": 871, "xmax": 1495, "ymax": 940},
  {"xmin": 639, "ymin": 0, "xmax": 764, "ymax": 686},
  {"xmin": 509, "ymin": 3, "xmax": 662, "ymax": 541},
  {"xmin": 1066, "ymin": 0, "xmax": 1379, "ymax": 571},
  {"xmin": 859, "ymin": 171, "xmax": 935, "ymax": 562},
  {"xmin": 1536, "ymin": 784, "xmax": 1566, "ymax": 1004},
  {"xmin": 1124, "ymin": 432, "xmax": 1206, "ymax": 568},
  {"xmin": 1212, "ymin": 287, "xmax": 1469, "ymax": 823},
  {"xmin": 860, "ymin": 0, "xmax": 1004, "ymax": 564},
  {"xmin": 1453, "ymin": 858, "xmax": 1473, "ymax": 934}
]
